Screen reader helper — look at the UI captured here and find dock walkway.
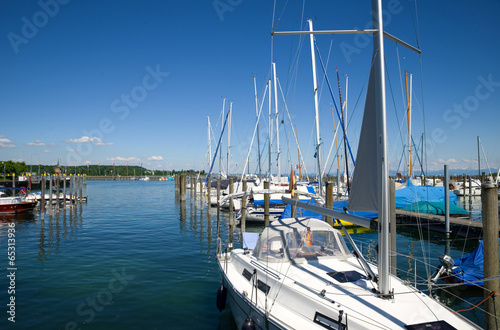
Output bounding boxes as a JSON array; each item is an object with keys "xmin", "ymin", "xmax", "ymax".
[{"xmin": 395, "ymin": 209, "xmax": 485, "ymax": 238}]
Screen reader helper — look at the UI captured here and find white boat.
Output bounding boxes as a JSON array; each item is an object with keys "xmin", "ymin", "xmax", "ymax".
[
  {"xmin": 452, "ymin": 179, "xmax": 481, "ymax": 196},
  {"xmin": 216, "ymin": 1, "xmax": 479, "ymax": 328}
]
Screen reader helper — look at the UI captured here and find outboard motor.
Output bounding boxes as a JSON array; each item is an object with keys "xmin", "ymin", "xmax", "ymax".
[{"xmin": 431, "ymin": 254, "xmax": 454, "ymax": 284}]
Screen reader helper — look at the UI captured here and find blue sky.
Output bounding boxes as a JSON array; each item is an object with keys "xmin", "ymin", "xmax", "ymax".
[{"xmin": 1, "ymin": 0, "xmax": 499, "ymax": 176}]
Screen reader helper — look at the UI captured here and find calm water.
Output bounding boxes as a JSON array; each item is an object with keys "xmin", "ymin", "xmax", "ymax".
[{"xmin": 0, "ymin": 181, "xmax": 486, "ymax": 329}]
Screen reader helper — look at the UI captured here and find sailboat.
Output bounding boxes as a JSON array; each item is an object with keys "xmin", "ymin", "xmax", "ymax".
[{"xmin": 216, "ymin": 1, "xmax": 480, "ymax": 328}]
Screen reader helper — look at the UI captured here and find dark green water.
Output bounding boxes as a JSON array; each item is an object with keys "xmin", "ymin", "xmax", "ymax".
[{"xmin": 0, "ymin": 181, "xmax": 485, "ymax": 329}]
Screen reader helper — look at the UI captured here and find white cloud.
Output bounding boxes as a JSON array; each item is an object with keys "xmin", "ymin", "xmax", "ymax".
[
  {"xmin": 148, "ymin": 156, "xmax": 163, "ymax": 161},
  {"xmin": 107, "ymin": 156, "xmax": 141, "ymax": 163},
  {"xmin": 43, "ymin": 150, "xmax": 51, "ymax": 153},
  {"xmin": 25, "ymin": 140, "xmax": 46, "ymax": 146},
  {"xmin": 65, "ymin": 136, "xmax": 113, "ymax": 146},
  {"xmin": 0, "ymin": 135, "xmax": 15, "ymax": 148}
]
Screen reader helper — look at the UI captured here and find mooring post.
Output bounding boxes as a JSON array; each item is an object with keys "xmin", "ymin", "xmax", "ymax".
[
  {"xmin": 462, "ymin": 174, "xmax": 466, "ymax": 197},
  {"xmin": 206, "ymin": 176, "xmax": 211, "ymax": 210},
  {"xmin": 49, "ymin": 175, "xmax": 53, "ymax": 209},
  {"xmin": 390, "ymin": 179, "xmax": 397, "ymax": 276},
  {"xmin": 264, "ymin": 180, "xmax": 270, "ymax": 226},
  {"xmin": 216, "ymin": 177, "xmax": 221, "ymax": 236},
  {"xmin": 241, "ymin": 179, "xmax": 247, "ymax": 233},
  {"xmin": 55, "ymin": 175, "xmax": 60, "ymax": 211},
  {"xmin": 180, "ymin": 174, "xmax": 186, "ymax": 202},
  {"xmin": 190, "ymin": 174, "xmax": 194, "ymax": 200},
  {"xmin": 468, "ymin": 176, "xmax": 472, "ymax": 218},
  {"xmin": 79, "ymin": 175, "xmax": 83, "ymax": 203},
  {"xmin": 12, "ymin": 173, "xmax": 15, "ymax": 188},
  {"xmin": 482, "ymin": 181, "xmax": 500, "ymax": 329},
  {"xmin": 337, "ymin": 168, "xmax": 340, "ymax": 201},
  {"xmin": 41, "ymin": 175, "xmax": 45, "ymax": 213},
  {"xmin": 444, "ymin": 165, "xmax": 451, "ymax": 256},
  {"xmin": 229, "ymin": 178, "xmax": 234, "ymax": 216},
  {"xmin": 63, "ymin": 175, "xmax": 67, "ymax": 207},
  {"xmin": 326, "ymin": 181, "xmax": 333, "ymax": 226}
]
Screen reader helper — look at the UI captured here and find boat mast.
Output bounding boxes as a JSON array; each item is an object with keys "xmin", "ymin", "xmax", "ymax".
[
  {"xmin": 405, "ymin": 70, "xmax": 413, "ymax": 178},
  {"xmin": 477, "ymin": 136, "xmax": 481, "ymax": 181},
  {"xmin": 308, "ymin": 19, "xmax": 323, "ymax": 196},
  {"xmin": 337, "ymin": 68, "xmax": 350, "ymax": 194},
  {"xmin": 373, "ymin": 0, "xmax": 390, "ymax": 296},
  {"xmin": 268, "ymin": 78, "xmax": 273, "ymax": 179},
  {"xmin": 219, "ymin": 98, "xmax": 225, "ymax": 178},
  {"xmin": 207, "ymin": 116, "xmax": 212, "ymax": 166},
  {"xmin": 254, "ymin": 76, "xmax": 262, "ymax": 178},
  {"xmin": 295, "ymin": 126, "xmax": 302, "ymax": 180},
  {"xmin": 227, "ymin": 102, "xmax": 232, "ymax": 178},
  {"xmin": 273, "ymin": 62, "xmax": 281, "ymax": 183}
]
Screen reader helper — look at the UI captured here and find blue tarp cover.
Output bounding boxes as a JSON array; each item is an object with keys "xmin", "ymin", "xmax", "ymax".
[
  {"xmin": 395, "ymin": 180, "xmax": 457, "ymax": 209},
  {"xmin": 402, "ymin": 201, "xmax": 468, "ymax": 216},
  {"xmin": 281, "ymin": 199, "xmax": 378, "ymax": 220},
  {"xmin": 448, "ymin": 239, "xmax": 500, "ymax": 286}
]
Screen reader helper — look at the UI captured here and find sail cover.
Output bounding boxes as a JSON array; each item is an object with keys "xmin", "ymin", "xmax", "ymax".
[{"xmin": 347, "ymin": 48, "xmax": 382, "ymax": 213}]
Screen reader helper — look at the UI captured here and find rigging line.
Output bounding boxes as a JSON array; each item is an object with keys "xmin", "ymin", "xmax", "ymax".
[
  {"xmin": 313, "ymin": 39, "xmax": 356, "ymax": 167},
  {"xmin": 276, "ymin": 76, "xmax": 310, "ymax": 178},
  {"xmin": 387, "ymin": 52, "xmax": 408, "ymax": 153},
  {"xmin": 408, "ymin": 0, "xmax": 421, "ymax": 50},
  {"xmin": 272, "ymin": 0, "xmax": 289, "ymax": 33},
  {"xmin": 322, "ymin": 121, "xmax": 341, "ymax": 177},
  {"xmin": 318, "ymin": 37, "xmax": 334, "ymax": 104}
]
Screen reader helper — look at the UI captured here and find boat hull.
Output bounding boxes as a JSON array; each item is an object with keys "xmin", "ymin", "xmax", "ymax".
[{"xmin": 0, "ymin": 201, "xmax": 37, "ymax": 214}]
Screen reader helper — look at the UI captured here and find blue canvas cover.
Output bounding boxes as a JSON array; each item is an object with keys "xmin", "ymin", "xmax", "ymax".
[
  {"xmin": 448, "ymin": 239, "xmax": 500, "ymax": 286},
  {"xmin": 280, "ymin": 199, "xmax": 378, "ymax": 220},
  {"xmin": 401, "ymin": 201, "xmax": 468, "ymax": 216},
  {"xmin": 395, "ymin": 180, "xmax": 457, "ymax": 209}
]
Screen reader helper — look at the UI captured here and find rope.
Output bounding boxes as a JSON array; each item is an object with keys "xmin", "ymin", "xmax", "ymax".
[{"xmin": 452, "ymin": 291, "xmax": 499, "ymax": 313}]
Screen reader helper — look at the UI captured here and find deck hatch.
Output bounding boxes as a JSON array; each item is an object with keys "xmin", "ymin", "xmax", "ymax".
[
  {"xmin": 313, "ymin": 312, "xmax": 344, "ymax": 329},
  {"xmin": 405, "ymin": 320, "xmax": 457, "ymax": 330},
  {"xmin": 327, "ymin": 271, "xmax": 365, "ymax": 283}
]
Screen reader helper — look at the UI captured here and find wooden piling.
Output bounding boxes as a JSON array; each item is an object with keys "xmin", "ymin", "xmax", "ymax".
[
  {"xmin": 482, "ymin": 181, "xmax": 500, "ymax": 329},
  {"xmin": 216, "ymin": 177, "xmax": 221, "ymax": 236},
  {"xmin": 63, "ymin": 175, "xmax": 67, "ymax": 207},
  {"xmin": 229, "ymin": 178, "xmax": 234, "ymax": 216},
  {"xmin": 41, "ymin": 175, "xmax": 45, "ymax": 213},
  {"xmin": 207, "ymin": 176, "xmax": 211, "ymax": 209},
  {"xmin": 180, "ymin": 174, "xmax": 186, "ymax": 202},
  {"xmin": 325, "ymin": 181, "xmax": 333, "ymax": 226},
  {"xmin": 12, "ymin": 173, "xmax": 15, "ymax": 188},
  {"xmin": 241, "ymin": 179, "xmax": 247, "ymax": 233},
  {"xmin": 264, "ymin": 180, "xmax": 270, "ymax": 226},
  {"xmin": 79, "ymin": 175, "xmax": 83, "ymax": 203},
  {"xmin": 49, "ymin": 175, "xmax": 53, "ymax": 209},
  {"xmin": 190, "ymin": 174, "xmax": 194, "ymax": 200},
  {"xmin": 55, "ymin": 175, "xmax": 60, "ymax": 210}
]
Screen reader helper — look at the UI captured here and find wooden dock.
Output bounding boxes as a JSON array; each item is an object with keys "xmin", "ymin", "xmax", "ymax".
[{"xmin": 396, "ymin": 209, "xmax": 485, "ymax": 238}]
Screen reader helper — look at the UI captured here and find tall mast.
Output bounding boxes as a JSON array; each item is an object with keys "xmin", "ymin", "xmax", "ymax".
[
  {"xmin": 254, "ymin": 76, "xmax": 262, "ymax": 178},
  {"xmin": 268, "ymin": 79, "xmax": 273, "ymax": 179},
  {"xmin": 227, "ymin": 102, "xmax": 232, "ymax": 177},
  {"xmin": 295, "ymin": 126, "xmax": 302, "ymax": 180},
  {"xmin": 477, "ymin": 136, "xmax": 481, "ymax": 181},
  {"xmin": 219, "ymin": 98, "xmax": 226, "ymax": 178},
  {"xmin": 373, "ymin": 0, "xmax": 390, "ymax": 296},
  {"xmin": 337, "ymin": 68, "xmax": 350, "ymax": 193},
  {"xmin": 207, "ymin": 116, "xmax": 211, "ymax": 166},
  {"xmin": 308, "ymin": 19, "xmax": 323, "ymax": 196},
  {"xmin": 405, "ymin": 70, "xmax": 413, "ymax": 178},
  {"xmin": 273, "ymin": 62, "xmax": 281, "ymax": 183}
]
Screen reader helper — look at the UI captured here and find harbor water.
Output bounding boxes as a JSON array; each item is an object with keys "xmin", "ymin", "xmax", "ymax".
[{"xmin": 0, "ymin": 181, "xmax": 487, "ymax": 329}]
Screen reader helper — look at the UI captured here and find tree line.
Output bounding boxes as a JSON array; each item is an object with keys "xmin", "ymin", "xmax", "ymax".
[{"xmin": 0, "ymin": 161, "xmax": 205, "ymax": 177}]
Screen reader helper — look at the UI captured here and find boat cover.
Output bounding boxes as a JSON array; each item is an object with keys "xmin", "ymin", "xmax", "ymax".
[
  {"xmin": 447, "ymin": 239, "xmax": 500, "ymax": 286},
  {"xmin": 395, "ymin": 180, "xmax": 457, "ymax": 209},
  {"xmin": 401, "ymin": 201, "xmax": 468, "ymax": 216}
]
